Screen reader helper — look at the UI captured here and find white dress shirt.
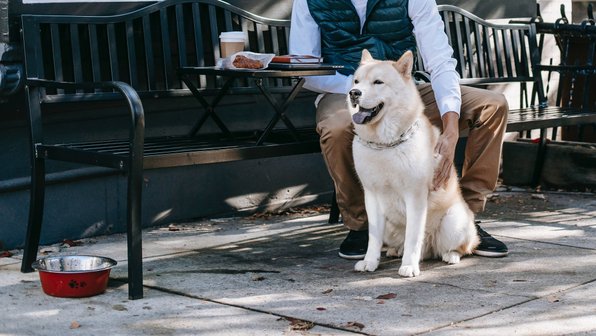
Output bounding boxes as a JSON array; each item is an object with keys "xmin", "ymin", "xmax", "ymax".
[{"xmin": 289, "ymin": 0, "xmax": 461, "ymax": 116}]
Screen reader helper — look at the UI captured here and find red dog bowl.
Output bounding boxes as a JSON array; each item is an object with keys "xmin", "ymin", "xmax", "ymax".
[{"xmin": 32, "ymin": 255, "xmax": 117, "ymax": 298}]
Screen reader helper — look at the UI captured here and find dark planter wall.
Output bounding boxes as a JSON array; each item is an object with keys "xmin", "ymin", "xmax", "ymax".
[{"xmin": 502, "ymin": 140, "xmax": 596, "ymax": 190}]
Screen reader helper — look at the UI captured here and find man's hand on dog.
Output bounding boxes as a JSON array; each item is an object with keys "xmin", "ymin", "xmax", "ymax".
[{"xmin": 433, "ymin": 112, "xmax": 459, "ymax": 190}]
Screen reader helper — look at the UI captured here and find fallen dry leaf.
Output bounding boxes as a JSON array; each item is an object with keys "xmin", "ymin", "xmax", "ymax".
[
  {"xmin": 343, "ymin": 321, "xmax": 365, "ymax": 331},
  {"xmin": 69, "ymin": 321, "xmax": 81, "ymax": 329},
  {"xmin": 546, "ymin": 295, "xmax": 560, "ymax": 303},
  {"xmin": 62, "ymin": 239, "xmax": 83, "ymax": 247},
  {"xmin": 168, "ymin": 224, "xmax": 180, "ymax": 231},
  {"xmin": 0, "ymin": 251, "xmax": 13, "ymax": 258},
  {"xmin": 112, "ymin": 304, "xmax": 128, "ymax": 311},
  {"xmin": 321, "ymin": 288, "xmax": 333, "ymax": 294},
  {"xmin": 376, "ymin": 293, "xmax": 397, "ymax": 300},
  {"xmin": 246, "ymin": 204, "xmax": 331, "ymax": 220},
  {"xmin": 40, "ymin": 246, "xmax": 60, "ymax": 254},
  {"xmin": 285, "ymin": 317, "xmax": 314, "ymax": 331}
]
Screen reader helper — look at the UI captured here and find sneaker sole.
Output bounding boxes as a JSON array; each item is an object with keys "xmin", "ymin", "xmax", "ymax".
[
  {"xmin": 338, "ymin": 252, "xmax": 366, "ymax": 260},
  {"xmin": 473, "ymin": 249, "xmax": 509, "ymax": 258}
]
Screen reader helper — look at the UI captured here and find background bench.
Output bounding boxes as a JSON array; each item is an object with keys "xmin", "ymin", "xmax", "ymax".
[{"xmin": 435, "ymin": 5, "xmax": 596, "ymax": 186}]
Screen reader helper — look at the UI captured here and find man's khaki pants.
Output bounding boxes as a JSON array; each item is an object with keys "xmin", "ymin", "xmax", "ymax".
[{"xmin": 316, "ymin": 84, "xmax": 509, "ymax": 231}]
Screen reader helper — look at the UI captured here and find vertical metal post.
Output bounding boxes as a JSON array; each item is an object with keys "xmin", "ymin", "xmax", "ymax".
[{"xmin": 21, "ymin": 86, "xmax": 46, "ymax": 273}]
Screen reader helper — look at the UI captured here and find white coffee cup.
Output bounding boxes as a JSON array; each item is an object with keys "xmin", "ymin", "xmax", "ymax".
[{"xmin": 219, "ymin": 31, "xmax": 246, "ymax": 58}]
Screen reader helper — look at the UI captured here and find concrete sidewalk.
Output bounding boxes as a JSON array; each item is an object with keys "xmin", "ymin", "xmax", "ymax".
[{"xmin": 1, "ymin": 189, "xmax": 595, "ymax": 335}]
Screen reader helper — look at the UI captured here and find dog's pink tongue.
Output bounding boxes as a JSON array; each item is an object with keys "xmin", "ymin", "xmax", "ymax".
[{"xmin": 352, "ymin": 111, "xmax": 372, "ymax": 124}]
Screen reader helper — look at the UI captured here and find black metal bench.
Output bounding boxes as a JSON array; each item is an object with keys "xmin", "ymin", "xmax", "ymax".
[
  {"xmin": 18, "ymin": 0, "xmax": 333, "ymax": 300},
  {"xmin": 435, "ymin": 5, "xmax": 596, "ymax": 186}
]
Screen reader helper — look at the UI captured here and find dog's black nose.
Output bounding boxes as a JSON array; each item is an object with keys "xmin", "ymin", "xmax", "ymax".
[{"xmin": 349, "ymin": 89, "xmax": 362, "ymax": 104}]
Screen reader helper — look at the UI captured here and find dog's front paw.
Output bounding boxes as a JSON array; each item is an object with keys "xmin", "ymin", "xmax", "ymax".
[
  {"xmin": 398, "ymin": 264, "xmax": 420, "ymax": 277},
  {"xmin": 355, "ymin": 259, "xmax": 379, "ymax": 272},
  {"xmin": 442, "ymin": 251, "xmax": 461, "ymax": 264}
]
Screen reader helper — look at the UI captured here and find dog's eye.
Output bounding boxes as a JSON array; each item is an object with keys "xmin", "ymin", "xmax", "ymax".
[
  {"xmin": 354, "ymin": 79, "xmax": 359, "ymax": 84},
  {"xmin": 373, "ymin": 80, "xmax": 384, "ymax": 85}
]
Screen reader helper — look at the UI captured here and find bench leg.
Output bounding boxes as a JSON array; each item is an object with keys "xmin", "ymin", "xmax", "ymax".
[
  {"xmin": 531, "ymin": 129, "xmax": 548, "ymax": 188},
  {"xmin": 21, "ymin": 157, "xmax": 46, "ymax": 273},
  {"xmin": 328, "ymin": 188, "xmax": 340, "ymax": 224},
  {"xmin": 126, "ymin": 161, "xmax": 144, "ymax": 300}
]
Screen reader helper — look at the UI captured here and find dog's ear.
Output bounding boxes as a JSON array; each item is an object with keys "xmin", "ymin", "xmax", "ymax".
[
  {"xmin": 393, "ymin": 50, "xmax": 413, "ymax": 80},
  {"xmin": 360, "ymin": 49, "xmax": 374, "ymax": 64}
]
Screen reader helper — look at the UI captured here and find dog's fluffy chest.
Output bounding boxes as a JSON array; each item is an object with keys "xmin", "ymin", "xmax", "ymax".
[{"xmin": 353, "ymin": 129, "xmax": 436, "ymax": 193}]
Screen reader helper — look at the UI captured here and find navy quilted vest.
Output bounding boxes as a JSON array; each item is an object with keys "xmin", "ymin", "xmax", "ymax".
[{"xmin": 306, "ymin": 0, "xmax": 416, "ymax": 75}]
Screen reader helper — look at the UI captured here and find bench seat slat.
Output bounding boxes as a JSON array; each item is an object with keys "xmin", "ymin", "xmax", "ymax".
[
  {"xmin": 38, "ymin": 129, "xmax": 320, "ymax": 170},
  {"xmin": 506, "ymin": 107, "xmax": 596, "ymax": 132}
]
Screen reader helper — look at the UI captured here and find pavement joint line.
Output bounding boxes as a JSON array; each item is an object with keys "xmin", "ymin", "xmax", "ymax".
[
  {"xmin": 412, "ymin": 295, "xmax": 539, "ymax": 335},
  {"xmin": 141, "ymin": 283, "xmax": 370, "ymax": 335},
  {"xmin": 413, "ymin": 277, "xmax": 596, "ymax": 335},
  {"xmin": 416, "ymin": 279, "xmax": 537, "ymax": 300}
]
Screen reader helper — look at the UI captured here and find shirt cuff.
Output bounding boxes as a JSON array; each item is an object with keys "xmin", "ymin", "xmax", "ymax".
[{"xmin": 438, "ymin": 97, "xmax": 461, "ymax": 117}]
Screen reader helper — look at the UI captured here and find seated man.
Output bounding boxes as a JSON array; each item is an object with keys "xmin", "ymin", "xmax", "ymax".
[{"xmin": 289, "ymin": 0, "xmax": 509, "ymax": 259}]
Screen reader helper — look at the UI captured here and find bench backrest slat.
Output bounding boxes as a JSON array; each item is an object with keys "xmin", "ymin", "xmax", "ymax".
[
  {"xmin": 126, "ymin": 20, "xmax": 138, "ymax": 89},
  {"xmin": 89, "ymin": 25, "xmax": 102, "ymax": 86},
  {"xmin": 223, "ymin": 8, "xmax": 234, "ymax": 31},
  {"xmin": 107, "ymin": 23, "xmax": 120, "ymax": 82},
  {"xmin": 50, "ymin": 25, "xmax": 64, "ymax": 94},
  {"xmin": 21, "ymin": 0, "xmax": 292, "ymax": 102},
  {"xmin": 175, "ymin": 5, "xmax": 187, "ymax": 68},
  {"xmin": 142, "ymin": 16, "xmax": 156, "ymax": 91},
  {"xmin": 191, "ymin": 3, "xmax": 204, "ymax": 68},
  {"xmin": 491, "ymin": 27, "xmax": 505, "ymax": 77},
  {"xmin": 70, "ymin": 24, "xmax": 84, "ymax": 86},
  {"xmin": 159, "ymin": 9, "xmax": 174, "ymax": 91},
  {"xmin": 207, "ymin": 5, "xmax": 221, "ymax": 61}
]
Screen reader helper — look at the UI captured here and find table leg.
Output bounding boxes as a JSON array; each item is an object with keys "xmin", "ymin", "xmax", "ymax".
[
  {"xmin": 255, "ymin": 78, "xmax": 306, "ymax": 145},
  {"xmin": 181, "ymin": 74, "xmax": 234, "ymax": 137}
]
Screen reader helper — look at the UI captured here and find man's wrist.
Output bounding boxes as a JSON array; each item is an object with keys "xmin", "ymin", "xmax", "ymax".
[{"xmin": 441, "ymin": 111, "xmax": 459, "ymax": 136}]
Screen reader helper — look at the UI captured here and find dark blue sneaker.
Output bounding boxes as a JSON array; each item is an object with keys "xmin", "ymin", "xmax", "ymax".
[
  {"xmin": 473, "ymin": 223, "xmax": 508, "ymax": 257},
  {"xmin": 338, "ymin": 230, "xmax": 368, "ymax": 260}
]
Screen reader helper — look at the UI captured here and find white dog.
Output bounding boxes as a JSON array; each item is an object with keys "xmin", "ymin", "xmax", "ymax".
[{"xmin": 348, "ymin": 50, "xmax": 479, "ymax": 277}]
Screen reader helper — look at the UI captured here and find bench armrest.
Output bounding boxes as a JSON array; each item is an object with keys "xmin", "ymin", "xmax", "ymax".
[
  {"xmin": 25, "ymin": 79, "xmax": 145, "ymax": 127},
  {"xmin": 25, "ymin": 79, "xmax": 145, "ymax": 168}
]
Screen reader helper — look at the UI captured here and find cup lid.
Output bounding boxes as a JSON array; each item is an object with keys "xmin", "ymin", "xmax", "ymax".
[{"xmin": 219, "ymin": 31, "xmax": 245, "ymax": 39}]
